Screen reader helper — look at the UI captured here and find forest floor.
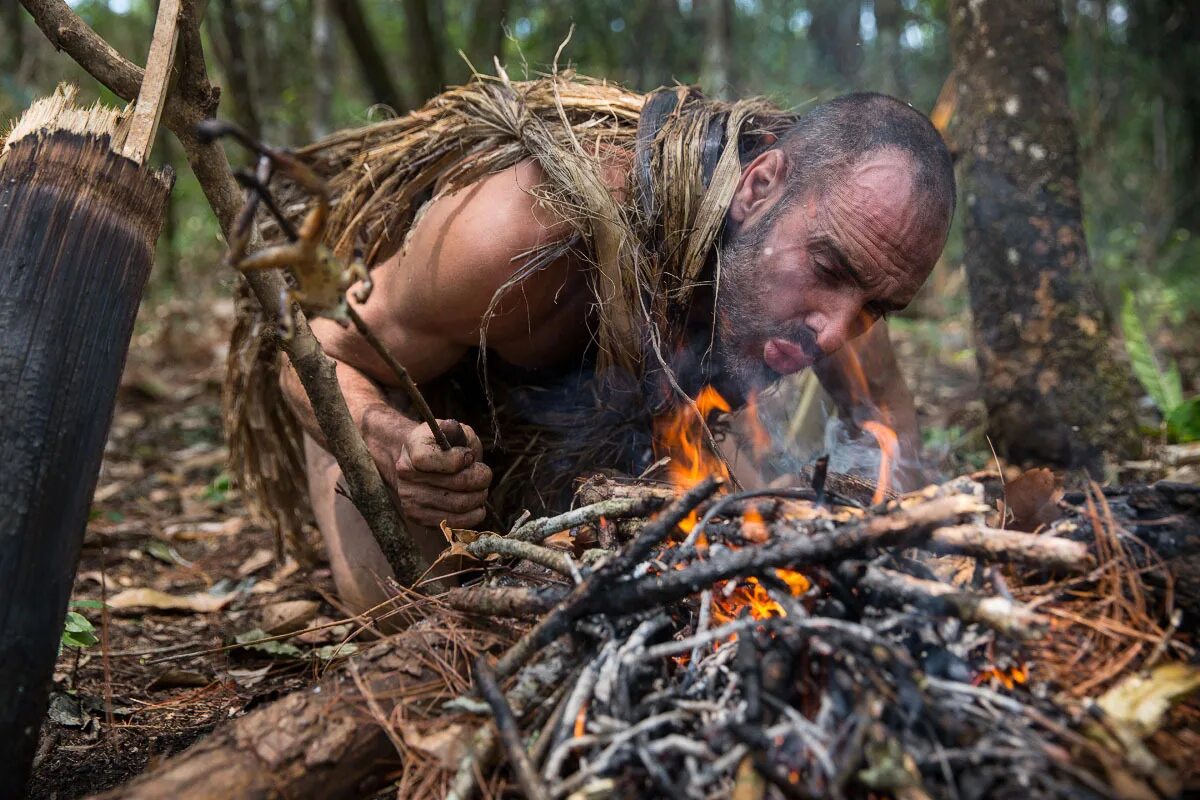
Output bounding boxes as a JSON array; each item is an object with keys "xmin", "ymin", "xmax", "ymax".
[{"xmin": 21, "ymin": 294, "xmax": 1019, "ymax": 799}]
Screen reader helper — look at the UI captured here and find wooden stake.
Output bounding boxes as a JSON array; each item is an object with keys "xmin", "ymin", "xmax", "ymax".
[{"xmin": 120, "ymin": 0, "xmax": 182, "ymax": 164}]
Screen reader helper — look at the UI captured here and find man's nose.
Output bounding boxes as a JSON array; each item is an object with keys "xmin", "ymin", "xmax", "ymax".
[{"xmin": 812, "ymin": 304, "xmax": 863, "ymax": 356}]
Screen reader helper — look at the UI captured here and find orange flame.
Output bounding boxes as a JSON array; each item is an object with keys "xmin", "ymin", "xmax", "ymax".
[
  {"xmin": 861, "ymin": 421, "xmax": 898, "ymax": 504},
  {"xmin": 973, "ymin": 663, "xmax": 1029, "ymax": 690},
  {"xmin": 837, "ymin": 318, "xmax": 900, "ymax": 503},
  {"xmin": 744, "ymin": 392, "xmax": 773, "ymax": 463}
]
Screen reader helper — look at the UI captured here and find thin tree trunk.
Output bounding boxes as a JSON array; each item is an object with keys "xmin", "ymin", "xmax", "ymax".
[
  {"xmin": 949, "ymin": 0, "xmax": 1139, "ymax": 475},
  {"xmin": 2, "ymin": 0, "xmax": 22, "ymax": 75},
  {"xmin": 809, "ymin": 0, "xmax": 862, "ymax": 83},
  {"xmin": 467, "ymin": 0, "xmax": 507, "ymax": 74},
  {"xmin": 873, "ymin": 0, "xmax": 907, "ymax": 97},
  {"xmin": 701, "ymin": 0, "xmax": 734, "ymax": 98},
  {"xmin": 310, "ymin": 0, "xmax": 336, "ymax": 139},
  {"xmin": 213, "ymin": 0, "xmax": 262, "ymax": 138},
  {"xmin": 402, "ymin": 0, "xmax": 443, "ymax": 104},
  {"xmin": 333, "ymin": 0, "xmax": 406, "ymax": 113}
]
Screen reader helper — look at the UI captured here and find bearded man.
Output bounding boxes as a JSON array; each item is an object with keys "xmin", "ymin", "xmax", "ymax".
[{"xmin": 229, "ymin": 76, "xmax": 955, "ymax": 613}]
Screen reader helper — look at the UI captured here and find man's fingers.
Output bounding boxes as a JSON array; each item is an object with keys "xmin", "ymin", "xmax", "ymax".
[
  {"xmin": 401, "ymin": 488, "xmax": 487, "ymax": 515},
  {"xmin": 395, "ymin": 462, "xmax": 492, "ymax": 492},
  {"xmin": 404, "ymin": 440, "xmax": 474, "ymax": 474},
  {"xmin": 403, "ymin": 506, "xmax": 487, "ymax": 530},
  {"xmin": 441, "ymin": 420, "xmax": 484, "ymax": 461}
]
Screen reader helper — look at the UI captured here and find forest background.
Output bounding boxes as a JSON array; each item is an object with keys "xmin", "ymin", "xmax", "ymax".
[{"xmin": 4, "ymin": 0, "xmax": 1197, "ymax": 474}]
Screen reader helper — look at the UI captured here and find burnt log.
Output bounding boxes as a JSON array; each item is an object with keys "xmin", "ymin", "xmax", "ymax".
[{"xmin": 0, "ymin": 111, "xmax": 172, "ymax": 792}]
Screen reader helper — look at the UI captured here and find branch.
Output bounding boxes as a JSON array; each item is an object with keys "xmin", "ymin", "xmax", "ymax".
[{"xmin": 19, "ymin": 0, "xmax": 427, "ymax": 586}]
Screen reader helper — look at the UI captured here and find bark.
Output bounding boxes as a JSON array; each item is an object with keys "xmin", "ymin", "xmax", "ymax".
[
  {"xmin": 0, "ymin": 132, "xmax": 171, "ymax": 795},
  {"xmin": 310, "ymin": 0, "xmax": 335, "ymax": 139},
  {"xmin": 949, "ymin": 0, "xmax": 1139, "ymax": 475},
  {"xmin": 700, "ymin": 0, "xmax": 735, "ymax": 98},
  {"xmin": 332, "ymin": 0, "xmax": 406, "ymax": 113},
  {"xmin": 402, "ymin": 0, "xmax": 443, "ymax": 104},
  {"xmin": 809, "ymin": 0, "xmax": 862, "ymax": 82}
]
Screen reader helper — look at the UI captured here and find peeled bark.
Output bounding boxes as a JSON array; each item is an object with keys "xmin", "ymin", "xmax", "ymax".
[{"xmin": 949, "ymin": 0, "xmax": 1139, "ymax": 475}]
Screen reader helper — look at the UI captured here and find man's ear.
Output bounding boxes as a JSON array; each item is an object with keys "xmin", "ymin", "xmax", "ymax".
[{"xmin": 729, "ymin": 149, "xmax": 787, "ymax": 228}]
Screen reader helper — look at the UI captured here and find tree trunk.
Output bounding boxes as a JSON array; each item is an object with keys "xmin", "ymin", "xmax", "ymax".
[
  {"xmin": 0, "ymin": 126, "xmax": 171, "ymax": 796},
  {"xmin": 310, "ymin": 0, "xmax": 336, "ymax": 139},
  {"xmin": 949, "ymin": 0, "xmax": 1139, "ymax": 475},
  {"xmin": 212, "ymin": 0, "xmax": 262, "ymax": 138},
  {"xmin": 809, "ymin": 0, "xmax": 862, "ymax": 83},
  {"xmin": 700, "ymin": 0, "xmax": 734, "ymax": 98},
  {"xmin": 466, "ymin": 0, "xmax": 508, "ymax": 75},
  {"xmin": 1, "ymin": 0, "xmax": 22, "ymax": 76},
  {"xmin": 402, "ymin": 0, "xmax": 443, "ymax": 104},
  {"xmin": 873, "ymin": 0, "xmax": 907, "ymax": 98},
  {"xmin": 333, "ymin": 0, "xmax": 406, "ymax": 113}
]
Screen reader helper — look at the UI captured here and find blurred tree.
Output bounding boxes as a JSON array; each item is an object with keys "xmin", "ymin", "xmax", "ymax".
[
  {"xmin": 809, "ymin": 0, "xmax": 862, "ymax": 82},
  {"xmin": 873, "ymin": 0, "xmax": 907, "ymax": 97},
  {"xmin": 467, "ymin": 0, "xmax": 509, "ymax": 73},
  {"xmin": 311, "ymin": 0, "xmax": 336, "ymax": 137},
  {"xmin": 403, "ymin": 0, "xmax": 444, "ymax": 103},
  {"xmin": 2, "ymin": 0, "xmax": 23, "ymax": 76},
  {"xmin": 209, "ymin": 0, "xmax": 262, "ymax": 138},
  {"xmin": 333, "ymin": 0, "xmax": 406, "ymax": 113},
  {"xmin": 701, "ymin": 0, "xmax": 735, "ymax": 98},
  {"xmin": 950, "ymin": 0, "xmax": 1139, "ymax": 475}
]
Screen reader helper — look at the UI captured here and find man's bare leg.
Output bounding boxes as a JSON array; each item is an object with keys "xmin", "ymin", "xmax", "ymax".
[{"xmin": 304, "ymin": 435, "xmax": 450, "ymax": 615}]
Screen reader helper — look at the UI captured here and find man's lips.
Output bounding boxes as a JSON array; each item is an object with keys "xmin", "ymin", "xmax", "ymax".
[{"xmin": 763, "ymin": 338, "xmax": 814, "ymax": 375}]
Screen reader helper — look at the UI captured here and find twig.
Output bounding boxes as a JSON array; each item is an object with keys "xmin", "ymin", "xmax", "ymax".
[
  {"xmin": 509, "ymin": 495, "xmax": 668, "ymax": 543},
  {"xmin": 119, "ymin": 0, "xmax": 180, "ymax": 164},
  {"xmin": 466, "ymin": 535, "xmax": 574, "ymax": 577},
  {"xmin": 857, "ymin": 565, "xmax": 1049, "ymax": 640},
  {"xmin": 925, "ymin": 524, "xmax": 1093, "ymax": 571},
  {"xmin": 444, "ymin": 586, "xmax": 567, "ymax": 618},
  {"xmin": 473, "ymin": 658, "xmax": 550, "ymax": 800},
  {"xmin": 345, "ymin": 304, "xmax": 450, "ymax": 451}
]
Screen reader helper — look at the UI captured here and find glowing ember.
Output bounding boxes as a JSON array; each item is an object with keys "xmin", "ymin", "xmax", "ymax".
[
  {"xmin": 741, "ymin": 505, "xmax": 769, "ymax": 543},
  {"xmin": 973, "ymin": 663, "xmax": 1030, "ymax": 690},
  {"xmin": 861, "ymin": 420, "xmax": 899, "ymax": 504}
]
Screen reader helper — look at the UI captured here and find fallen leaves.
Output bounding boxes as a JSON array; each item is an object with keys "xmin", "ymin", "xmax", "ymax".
[{"xmin": 106, "ymin": 587, "xmax": 238, "ymax": 613}]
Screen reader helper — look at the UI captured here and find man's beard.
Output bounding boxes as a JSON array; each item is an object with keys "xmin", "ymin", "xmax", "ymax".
[{"xmin": 700, "ymin": 209, "xmax": 819, "ymax": 406}]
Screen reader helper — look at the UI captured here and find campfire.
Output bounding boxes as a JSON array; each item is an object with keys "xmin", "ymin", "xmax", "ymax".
[{"xmin": 398, "ymin": 389, "xmax": 1196, "ymax": 800}]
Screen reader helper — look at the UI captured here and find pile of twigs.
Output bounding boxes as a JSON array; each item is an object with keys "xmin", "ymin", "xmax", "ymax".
[{"xmin": 423, "ymin": 471, "xmax": 1193, "ymax": 800}]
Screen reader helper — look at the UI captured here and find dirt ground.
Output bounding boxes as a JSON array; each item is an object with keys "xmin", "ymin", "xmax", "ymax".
[{"xmin": 24, "ymin": 294, "xmax": 989, "ymax": 800}]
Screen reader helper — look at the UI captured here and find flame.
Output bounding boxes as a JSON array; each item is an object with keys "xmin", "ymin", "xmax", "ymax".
[
  {"xmin": 653, "ymin": 385, "xmax": 732, "ymax": 534},
  {"xmin": 653, "ymin": 387, "xmax": 812, "ymax": 634},
  {"xmin": 744, "ymin": 392, "xmax": 773, "ymax": 463},
  {"xmin": 836, "ymin": 317, "xmax": 900, "ymax": 504},
  {"xmin": 861, "ymin": 421, "xmax": 899, "ymax": 504},
  {"xmin": 973, "ymin": 663, "xmax": 1030, "ymax": 690},
  {"xmin": 573, "ymin": 702, "xmax": 588, "ymax": 737}
]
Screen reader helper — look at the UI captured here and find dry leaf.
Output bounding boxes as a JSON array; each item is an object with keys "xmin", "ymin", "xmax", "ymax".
[
  {"xmin": 107, "ymin": 587, "xmax": 237, "ymax": 613},
  {"xmin": 237, "ymin": 547, "xmax": 275, "ymax": 576},
  {"xmin": 147, "ymin": 668, "xmax": 210, "ymax": 690},
  {"xmin": 261, "ymin": 600, "xmax": 320, "ymax": 635},
  {"xmin": 397, "ymin": 721, "xmax": 468, "ymax": 769},
  {"xmin": 1003, "ymin": 468, "xmax": 1062, "ymax": 531},
  {"xmin": 543, "ymin": 530, "xmax": 574, "ymax": 550}
]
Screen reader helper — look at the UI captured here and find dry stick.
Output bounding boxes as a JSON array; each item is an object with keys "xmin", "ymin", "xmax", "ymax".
[
  {"xmin": 473, "ymin": 658, "xmax": 550, "ymax": 800},
  {"xmin": 444, "ymin": 585, "xmax": 567, "ymax": 618},
  {"xmin": 493, "ymin": 477, "xmax": 722, "ymax": 681},
  {"xmin": 858, "ymin": 565, "xmax": 1049, "ymax": 640},
  {"xmin": 509, "ymin": 495, "xmax": 669, "ymax": 543},
  {"xmin": 345, "ymin": 304, "xmax": 450, "ymax": 451},
  {"xmin": 118, "ymin": 0, "xmax": 180, "ymax": 164},
  {"xmin": 18, "ymin": 0, "xmax": 426, "ymax": 587},
  {"xmin": 925, "ymin": 524, "xmax": 1093, "ymax": 571},
  {"xmin": 467, "ymin": 535, "xmax": 575, "ymax": 577},
  {"xmin": 598, "ymin": 494, "xmax": 987, "ymax": 615}
]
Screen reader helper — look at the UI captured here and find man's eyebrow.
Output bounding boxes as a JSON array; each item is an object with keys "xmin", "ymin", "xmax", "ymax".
[{"xmin": 808, "ymin": 236, "xmax": 870, "ymax": 290}]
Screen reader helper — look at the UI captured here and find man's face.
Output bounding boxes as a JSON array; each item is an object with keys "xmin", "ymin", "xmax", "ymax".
[{"xmin": 711, "ymin": 150, "xmax": 948, "ymax": 402}]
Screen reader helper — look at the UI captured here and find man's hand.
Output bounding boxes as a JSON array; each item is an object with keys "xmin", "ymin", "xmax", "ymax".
[{"xmin": 368, "ymin": 413, "xmax": 492, "ymax": 529}]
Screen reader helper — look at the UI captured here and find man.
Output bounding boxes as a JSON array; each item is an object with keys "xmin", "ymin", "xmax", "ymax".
[{"xmin": 261, "ymin": 83, "xmax": 954, "ymax": 613}]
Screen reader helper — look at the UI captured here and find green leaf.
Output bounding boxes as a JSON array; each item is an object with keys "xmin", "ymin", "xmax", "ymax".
[
  {"xmin": 1166, "ymin": 397, "xmax": 1200, "ymax": 443},
  {"xmin": 70, "ymin": 599, "xmax": 106, "ymax": 610},
  {"xmin": 61, "ymin": 611, "xmax": 98, "ymax": 650},
  {"xmin": 1122, "ymin": 290, "xmax": 1184, "ymax": 413},
  {"xmin": 234, "ymin": 628, "xmax": 304, "ymax": 659}
]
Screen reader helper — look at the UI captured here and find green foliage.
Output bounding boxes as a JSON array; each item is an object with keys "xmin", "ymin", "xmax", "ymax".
[
  {"xmin": 1122, "ymin": 289, "xmax": 1184, "ymax": 413},
  {"xmin": 201, "ymin": 471, "xmax": 233, "ymax": 504},
  {"xmin": 1166, "ymin": 398, "xmax": 1200, "ymax": 442},
  {"xmin": 60, "ymin": 603, "xmax": 102, "ymax": 652}
]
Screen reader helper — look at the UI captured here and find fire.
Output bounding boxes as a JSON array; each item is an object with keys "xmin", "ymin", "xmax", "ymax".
[
  {"xmin": 653, "ymin": 386, "xmax": 810, "ymax": 632},
  {"xmin": 861, "ymin": 421, "xmax": 899, "ymax": 504},
  {"xmin": 837, "ymin": 316, "xmax": 901, "ymax": 504},
  {"xmin": 973, "ymin": 663, "xmax": 1029, "ymax": 690},
  {"xmin": 744, "ymin": 392, "xmax": 773, "ymax": 463}
]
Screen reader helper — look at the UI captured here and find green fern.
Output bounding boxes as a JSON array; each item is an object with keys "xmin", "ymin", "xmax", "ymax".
[{"xmin": 1121, "ymin": 289, "xmax": 1184, "ymax": 414}]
